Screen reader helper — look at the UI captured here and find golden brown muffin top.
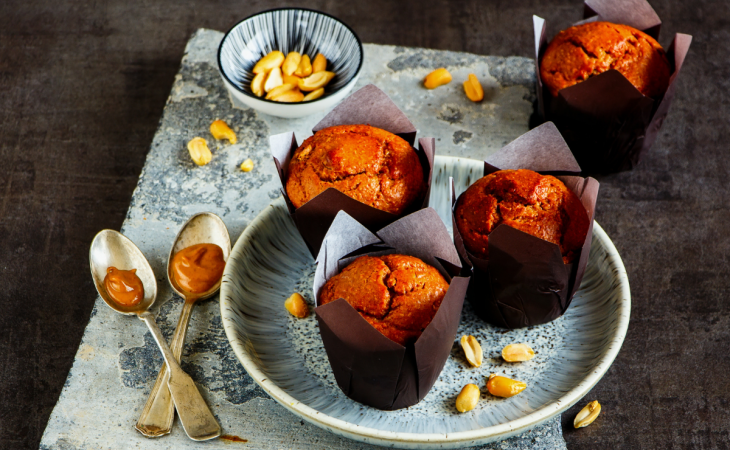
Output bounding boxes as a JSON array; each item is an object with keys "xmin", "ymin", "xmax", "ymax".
[
  {"xmin": 319, "ymin": 254, "xmax": 449, "ymax": 346},
  {"xmin": 285, "ymin": 125, "xmax": 425, "ymax": 215},
  {"xmin": 454, "ymin": 169, "xmax": 589, "ymax": 263},
  {"xmin": 540, "ymin": 21, "xmax": 670, "ymax": 98}
]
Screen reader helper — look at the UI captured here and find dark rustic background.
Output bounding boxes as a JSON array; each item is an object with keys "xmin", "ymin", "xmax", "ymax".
[{"xmin": 1, "ymin": 0, "xmax": 728, "ymax": 449}]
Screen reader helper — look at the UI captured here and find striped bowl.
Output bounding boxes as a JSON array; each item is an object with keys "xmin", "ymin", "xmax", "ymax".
[{"xmin": 217, "ymin": 8, "xmax": 363, "ymax": 118}]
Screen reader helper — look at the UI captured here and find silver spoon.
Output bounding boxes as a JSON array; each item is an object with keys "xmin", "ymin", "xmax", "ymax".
[
  {"xmin": 89, "ymin": 229, "xmax": 221, "ymax": 441},
  {"xmin": 135, "ymin": 213, "xmax": 230, "ymax": 438}
]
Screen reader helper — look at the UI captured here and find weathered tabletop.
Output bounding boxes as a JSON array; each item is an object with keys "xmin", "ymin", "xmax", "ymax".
[{"xmin": 40, "ymin": 29, "xmax": 568, "ymax": 450}]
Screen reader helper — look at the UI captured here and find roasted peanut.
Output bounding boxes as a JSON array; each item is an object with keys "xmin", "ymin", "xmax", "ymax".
[
  {"xmin": 294, "ymin": 54, "xmax": 313, "ymax": 77},
  {"xmin": 455, "ymin": 384, "xmax": 480, "ymax": 413},
  {"xmin": 298, "ymin": 71, "xmax": 335, "ymax": 92},
  {"xmin": 303, "ymin": 88, "xmax": 325, "ymax": 102},
  {"xmin": 285, "ymin": 293, "xmax": 309, "ymax": 318},
  {"xmin": 265, "ymin": 83, "xmax": 297, "ymax": 100},
  {"xmin": 460, "ymin": 335, "xmax": 482, "ymax": 367},
  {"xmin": 209, "ymin": 119, "xmax": 237, "ymax": 144},
  {"xmin": 312, "ymin": 53, "xmax": 327, "ymax": 73},
  {"xmin": 574, "ymin": 400, "xmax": 601, "ymax": 428},
  {"xmin": 252, "ymin": 50, "xmax": 285, "ymax": 74},
  {"xmin": 463, "ymin": 73, "xmax": 484, "ymax": 102},
  {"xmin": 486, "ymin": 374, "xmax": 526, "ymax": 398},
  {"xmin": 283, "ymin": 74, "xmax": 301, "ymax": 85},
  {"xmin": 251, "ymin": 71, "xmax": 267, "ymax": 97},
  {"xmin": 270, "ymin": 89, "xmax": 304, "ymax": 103},
  {"xmin": 240, "ymin": 158, "xmax": 254, "ymax": 172},
  {"xmin": 282, "ymin": 52, "xmax": 302, "ymax": 76},
  {"xmin": 187, "ymin": 137, "xmax": 212, "ymax": 166},
  {"xmin": 264, "ymin": 67, "xmax": 284, "ymax": 93},
  {"xmin": 501, "ymin": 343, "xmax": 535, "ymax": 362},
  {"xmin": 423, "ymin": 68, "xmax": 452, "ymax": 89}
]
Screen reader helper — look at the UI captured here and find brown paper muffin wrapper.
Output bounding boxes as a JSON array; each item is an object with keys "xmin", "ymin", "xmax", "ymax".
[
  {"xmin": 534, "ymin": 0, "xmax": 692, "ymax": 174},
  {"xmin": 271, "ymin": 84, "xmax": 435, "ymax": 257},
  {"xmin": 451, "ymin": 122, "xmax": 599, "ymax": 329},
  {"xmin": 313, "ymin": 207, "xmax": 469, "ymax": 410}
]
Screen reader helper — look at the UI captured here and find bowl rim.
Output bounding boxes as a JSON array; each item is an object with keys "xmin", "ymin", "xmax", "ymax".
[{"xmin": 217, "ymin": 7, "xmax": 364, "ymax": 106}]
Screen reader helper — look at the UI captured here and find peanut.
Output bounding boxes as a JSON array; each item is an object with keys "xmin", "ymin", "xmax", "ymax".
[
  {"xmin": 285, "ymin": 293, "xmax": 309, "ymax": 318},
  {"xmin": 463, "ymin": 73, "xmax": 484, "ymax": 102},
  {"xmin": 455, "ymin": 384, "xmax": 480, "ymax": 413},
  {"xmin": 283, "ymin": 74, "xmax": 301, "ymax": 86},
  {"xmin": 302, "ymin": 88, "xmax": 325, "ymax": 102},
  {"xmin": 501, "ymin": 343, "xmax": 535, "ymax": 362},
  {"xmin": 486, "ymin": 374, "xmax": 526, "ymax": 398},
  {"xmin": 252, "ymin": 50, "xmax": 284, "ymax": 74},
  {"xmin": 460, "ymin": 335, "xmax": 482, "ymax": 367},
  {"xmin": 282, "ymin": 52, "xmax": 302, "ymax": 76},
  {"xmin": 298, "ymin": 71, "xmax": 335, "ymax": 92},
  {"xmin": 294, "ymin": 54, "xmax": 312, "ymax": 77},
  {"xmin": 265, "ymin": 83, "xmax": 297, "ymax": 100},
  {"xmin": 312, "ymin": 53, "xmax": 327, "ymax": 73},
  {"xmin": 251, "ymin": 71, "xmax": 267, "ymax": 97},
  {"xmin": 264, "ymin": 67, "xmax": 283, "ymax": 93},
  {"xmin": 187, "ymin": 137, "xmax": 212, "ymax": 166},
  {"xmin": 270, "ymin": 89, "xmax": 304, "ymax": 103},
  {"xmin": 423, "ymin": 68, "xmax": 452, "ymax": 89},
  {"xmin": 209, "ymin": 119, "xmax": 237, "ymax": 144},
  {"xmin": 240, "ymin": 158, "xmax": 254, "ymax": 172},
  {"xmin": 574, "ymin": 400, "xmax": 601, "ymax": 428}
]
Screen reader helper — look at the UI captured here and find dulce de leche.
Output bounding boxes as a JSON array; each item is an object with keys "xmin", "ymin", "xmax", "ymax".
[
  {"xmin": 170, "ymin": 243, "xmax": 226, "ymax": 295},
  {"xmin": 104, "ymin": 267, "xmax": 145, "ymax": 306}
]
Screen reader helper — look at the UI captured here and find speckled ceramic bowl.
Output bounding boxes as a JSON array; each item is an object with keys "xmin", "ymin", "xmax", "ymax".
[{"xmin": 220, "ymin": 156, "xmax": 631, "ymax": 449}]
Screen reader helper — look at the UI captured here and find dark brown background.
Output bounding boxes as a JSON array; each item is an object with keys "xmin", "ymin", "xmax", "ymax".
[{"xmin": 1, "ymin": 0, "xmax": 727, "ymax": 449}]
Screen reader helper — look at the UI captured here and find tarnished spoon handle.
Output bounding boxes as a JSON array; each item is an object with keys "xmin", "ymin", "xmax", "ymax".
[
  {"xmin": 138, "ymin": 312, "xmax": 221, "ymax": 441},
  {"xmin": 135, "ymin": 300, "xmax": 196, "ymax": 438}
]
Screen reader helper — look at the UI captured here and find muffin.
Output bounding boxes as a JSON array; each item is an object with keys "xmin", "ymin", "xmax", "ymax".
[
  {"xmin": 454, "ymin": 169, "xmax": 589, "ymax": 263},
  {"xmin": 285, "ymin": 125, "xmax": 425, "ymax": 215},
  {"xmin": 319, "ymin": 254, "xmax": 449, "ymax": 346},
  {"xmin": 540, "ymin": 21, "xmax": 670, "ymax": 98}
]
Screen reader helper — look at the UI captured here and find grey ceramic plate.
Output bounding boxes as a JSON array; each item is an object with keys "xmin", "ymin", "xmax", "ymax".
[{"xmin": 220, "ymin": 155, "xmax": 631, "ymax": 449}]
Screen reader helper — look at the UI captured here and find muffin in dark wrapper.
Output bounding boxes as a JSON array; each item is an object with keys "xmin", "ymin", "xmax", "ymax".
[
  {"xmin": 534, "ymin": 0, "xmax": 692, "ymax": 174},
  {"xmin": 271, "ymin": 84, "xmax": 435, "ymax": 257},
  {"xmin": 314, "ymin": 208, "xmax": 469, "ymax": 410},
  {"xmin": 451, "ymin": 122, "xmax": 599, "ymax": 329}
]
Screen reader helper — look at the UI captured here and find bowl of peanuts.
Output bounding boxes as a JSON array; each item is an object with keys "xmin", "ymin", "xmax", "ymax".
[{"xmin": 217, "ymin": 8, "xmax": 363, "ymax": 119}]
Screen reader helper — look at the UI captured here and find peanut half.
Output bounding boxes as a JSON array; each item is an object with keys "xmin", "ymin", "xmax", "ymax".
[
  {"xmin": 294, "ymin": 54, "xmax": 313, "ymax": 77},
  {"xmin": 312, "ymin": 53, "xmax": 327, "ymax": 73},
  {"xmin": 282, "ymin": 52, "xmax": 302, "ymax": 76},
  {"xmin": 265, "ymin": 83, "xmax": 297, "ymax": 100},
  {"xmin": 501, "ymin": 343, "xmax": 535, "ymax": 362},
  {"xmin": 240, "ymin": 158, "xmax": 254, "ymax": 172},
  {"xmin": 209, "ymin": 119, "xmax": 237, "ymax": 144},
  {"xmin": 574, "ymin": 400, "xmax": 601, "ymax": 428},
  {"xmin": 251, "ymin": 71, "xmax": 267, "ymax": 97},
  {"xmin": 298, "ymin": 71, "xmax": 335, "ymax": 92},
  {"xmin": 303, "ymin": 88, "xmax": 325, "ymax": 102},
  {"xmin": 253, "ymin": 50, "xmax": 285, "ymax": 74},
  {"xmin": 187, "ymin": 137, "xmax": 212, "ymax": 166},
  {"xmin": 455, "ymin": 384, "xmax": 480, "ymax": 413},
  {"xmin": 460, "ymin": 335, "xmax": 482, "ymax": 367},
  {"xmin": 486, "ymin": 374, "xmax": 526, "ymax": 398},
  {"xmin": 264, "ymin": 67, "xmax": 284, "ymax": 93},
  {"xmin": 463, "ymin": 73, "xmax": 484, "ymax": 102},
  {"xmin": 285, "ymin": 293, "xmax": 309, "ymax": 318},
  {"xmin": 424, "ymin": 68, "xmax": 452, "ymax": 89},
  {"xmin": 270, "ymin": 89, "xmax": 304, "ymax": 103}
]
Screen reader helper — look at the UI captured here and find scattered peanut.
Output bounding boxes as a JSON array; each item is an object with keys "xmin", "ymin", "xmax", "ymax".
[
  {"xmin": 282, "ymin": 51, "xmax": 302, "ymax": 76},
  {"xmin": 486, "ymin": 374, "xmax": 526, "ymax": 398},
  {"xmin": 460, "ymin": 335, "xmax": 482, "ymax": 367},
  {"xmin": 209, "ymin": 119, "xmax": 237, "ymax": 144},
  {"xmin": 455, "ymin": 384, "xmax": 480, "ymax": 413},
  {"xmin": 265, "ymin": 83, "xmax": 297, "ymax": 100},
  {"xmin": 501, "ymin": 343, "xmax": 535, "ymax": 362},
  {"xmin": 251, "ymin": 71, "xmax": 267, "ymax": 97},
  {"xmin": 294, "ymin": 54, "xmax": 313, "ymax": 77},
  {"xmin": 463, "ymin": 73, "xmax": 484, "ymax": 102},
  {"xmin": 303, "ymin": 88, "xmax": 325, "ymax": 102},
  {"xmin": 298, "ymin": 71, "xmax": 335, "ymax": 92},
  {"xmin": 264, "ymin": 66, "xmax": 283, "ymax": 93},
  {"xmin": 423, "ymin": 68, "xmax": 452, "ymax": 89},
  {"xmin": 187, "ymin": 137, "xmax": 212, "ymax": 166},
  {"xmin": 574, "ymin": 400, "xmax": 601, "ymax": 428},
  {"xmin": 253, "ymin": 50, "xmax": 285, "ymax": 74},
  {"xmin": 240, "ymin": 158, "xmax": 254, "ymax": 172},
  {"xmin": 312, "ymin": 53, "xmax": 327, "ymax": 73},
  {"xmin": 285, "ymin": 293, "xmax": 309, "ymax": 318}
]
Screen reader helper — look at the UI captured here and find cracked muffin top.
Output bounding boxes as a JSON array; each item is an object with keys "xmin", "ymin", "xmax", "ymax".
[
  {"xmin": 454, "ymin": 169, "xmax": 589, "ymax": 264},
  {"xmin": 540, "ymin": 21, "xmax": 670, "ymax": 98},
  {"xmin": 285, "ymin": 125, "xmax": 425, "ymax": 214},
  {"xmin": 319, "ymin": 254, "xmax": 449, "ymax": 346}
]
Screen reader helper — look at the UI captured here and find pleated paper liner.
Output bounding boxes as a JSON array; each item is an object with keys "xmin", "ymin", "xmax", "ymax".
[
  {"xmin": 313, "ymin": 208, "xmax": 469, "ymax": 410},
  {"xmin": 534, "ymin": 0, "xmax": 692, "ymax": 174},
  {"xmin": 270, "ymin": 84, "xmax": 434, "ymax": 257},
  {"xmin": 451, "ymin": 122, "xmax": 599, "ymax": 329}
]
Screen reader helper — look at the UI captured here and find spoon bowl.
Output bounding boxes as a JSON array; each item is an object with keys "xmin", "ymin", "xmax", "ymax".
[{"xmin": 89, "ymin": 229, "xmax": 158, "ymax": 315}]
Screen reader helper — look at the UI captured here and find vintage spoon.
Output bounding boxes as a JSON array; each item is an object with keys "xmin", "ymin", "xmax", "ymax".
[
  {"xmin": 135, "ymin": 213, "xmax": 230, "ymax": 438},
  {"xmin": 89, "ymin": 229, "xmax": 221, "ymax": 441}
]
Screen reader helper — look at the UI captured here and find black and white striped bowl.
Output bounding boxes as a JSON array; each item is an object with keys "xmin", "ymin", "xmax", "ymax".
[{"xmin": 218, "ymin": 8, "xmax": 363, "ymax": 118}]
